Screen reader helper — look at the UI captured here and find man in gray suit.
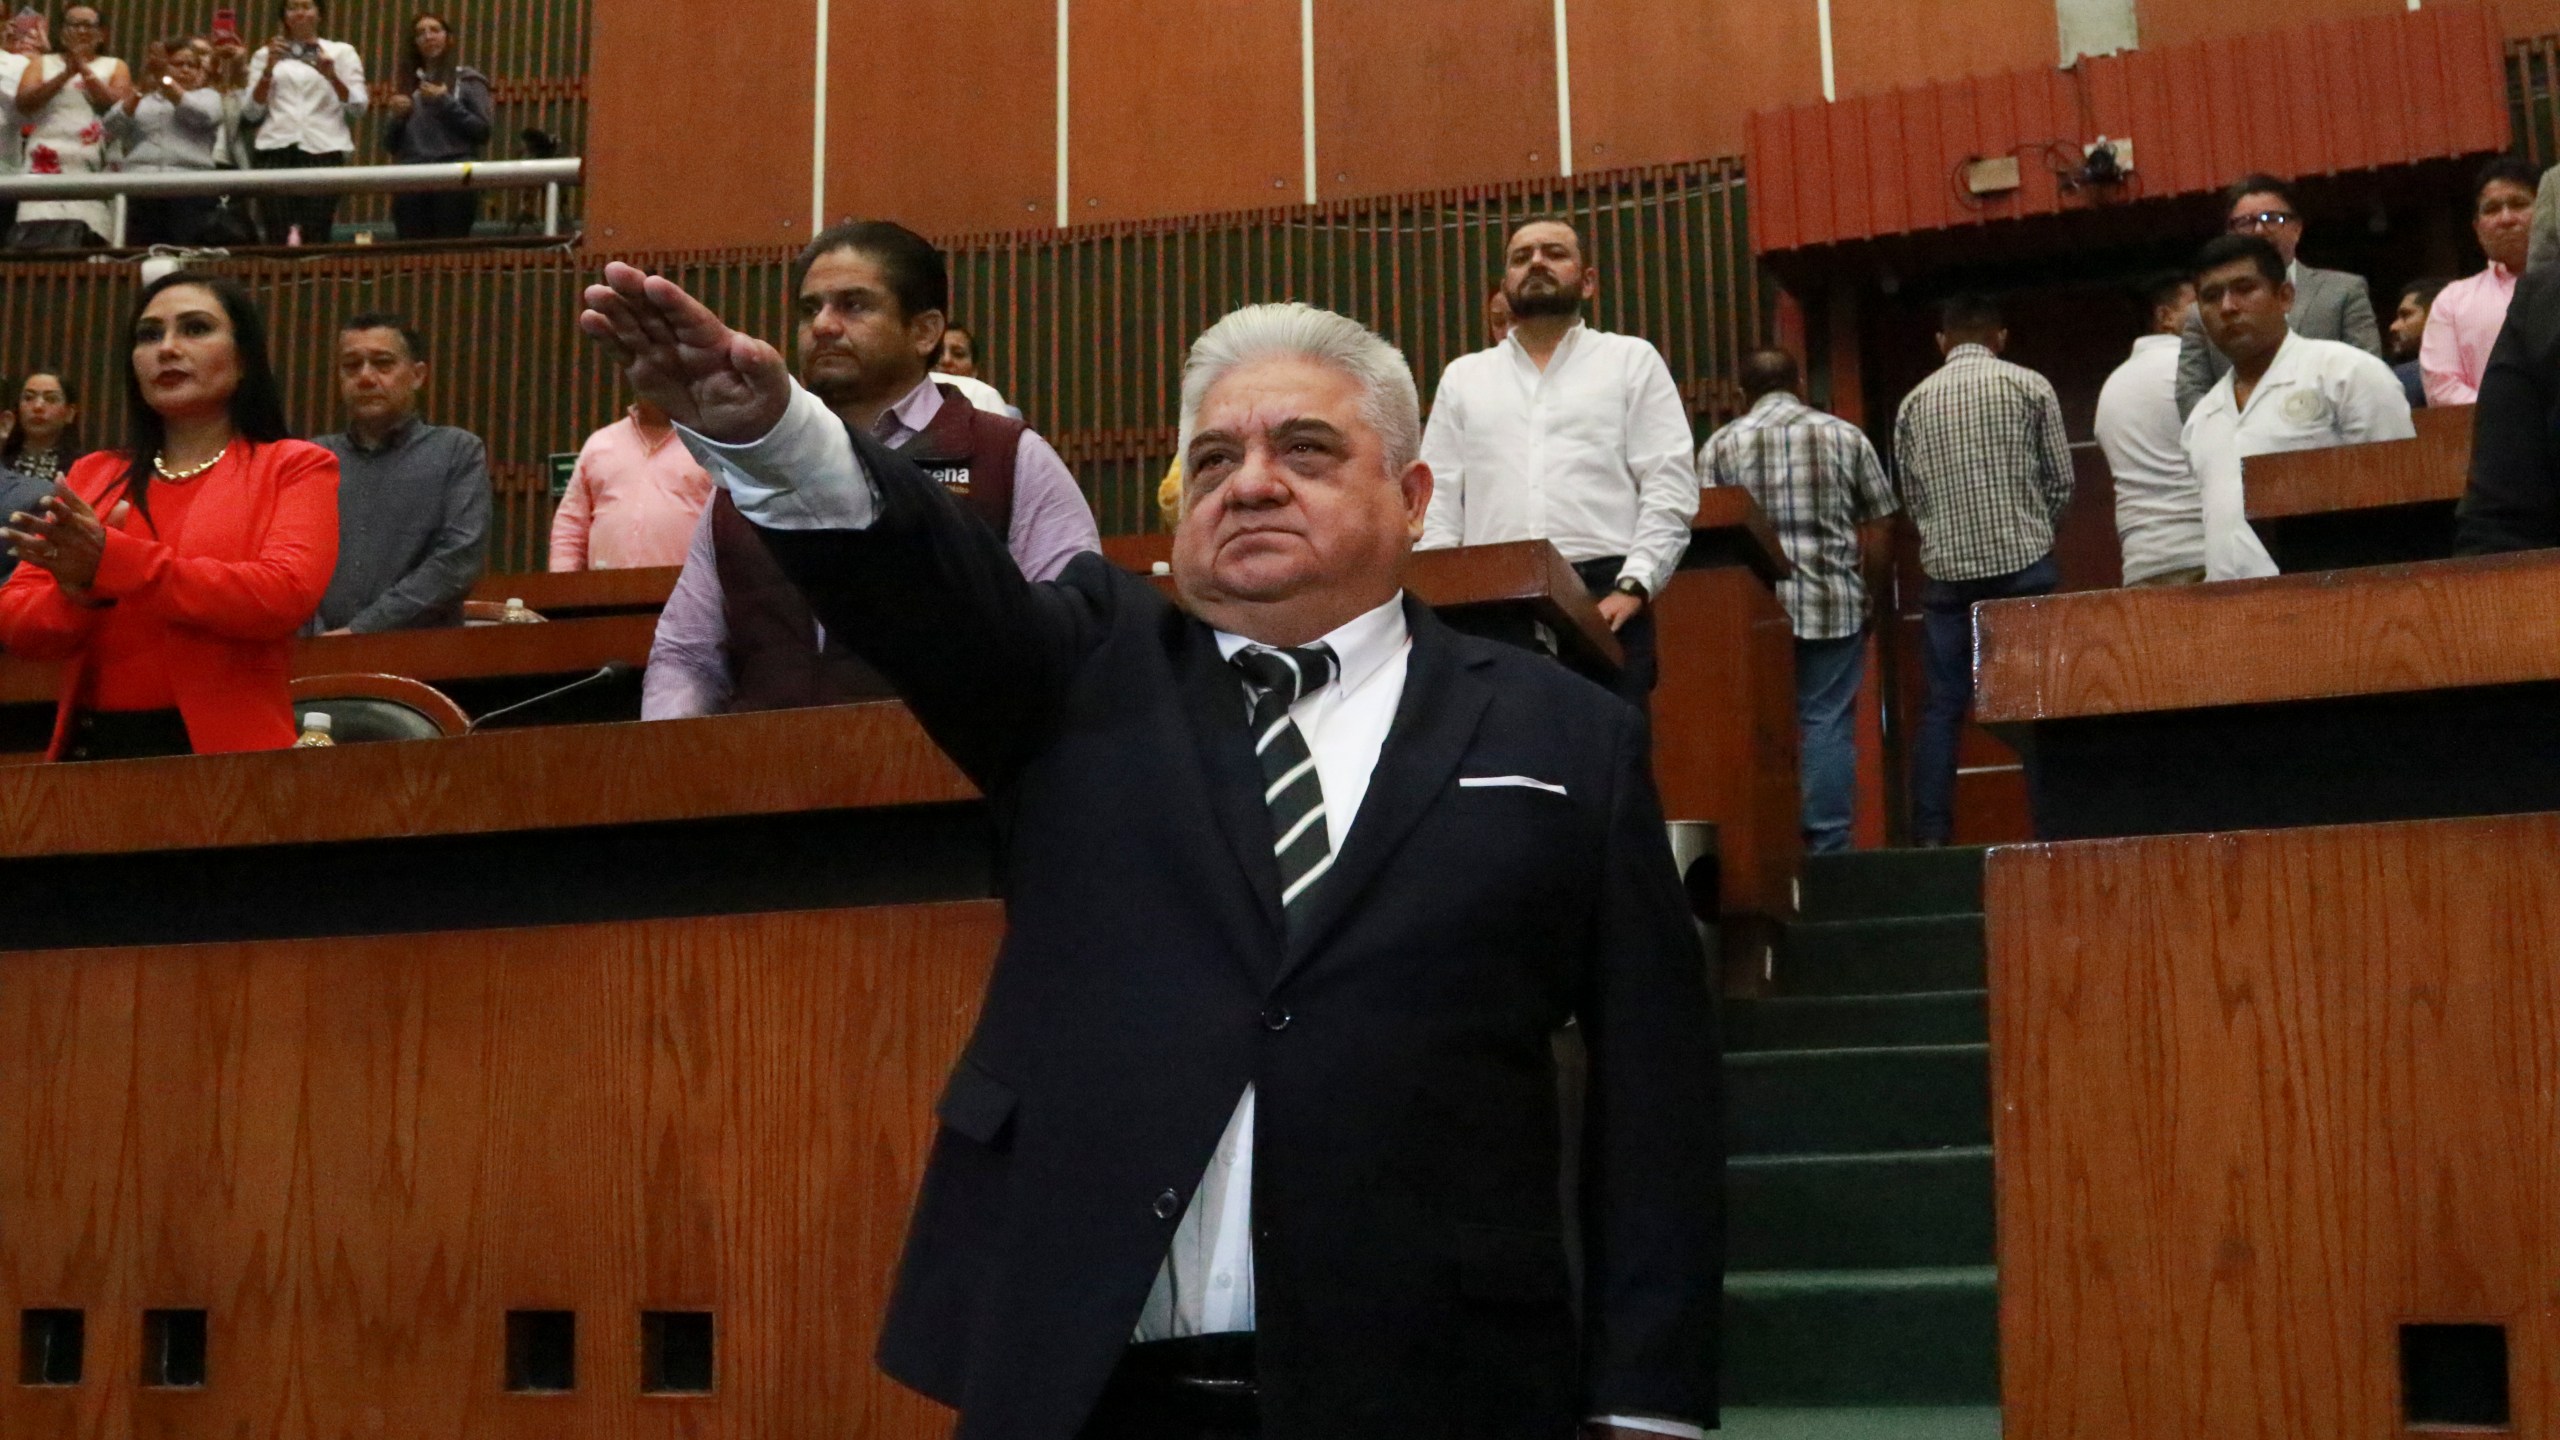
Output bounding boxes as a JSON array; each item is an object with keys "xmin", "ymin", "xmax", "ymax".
[{"xmin": 2177, "ymin": 173, "xmax": 2383, "ymax": 417}]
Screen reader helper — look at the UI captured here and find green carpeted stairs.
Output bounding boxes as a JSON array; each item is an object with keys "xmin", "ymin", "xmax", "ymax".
[{"xmin": 1717, "ymin": 847, "xmax": 2000, "ymax": 1440}]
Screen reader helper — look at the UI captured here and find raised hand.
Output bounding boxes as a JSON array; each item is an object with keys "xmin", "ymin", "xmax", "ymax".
[
  {"xmin": 578, "ymin": 261, "xmax": 790, "ymax": 444},
  {"xmin": 5, "ymin": 485, "xmax": 132, "ymax": 595}
]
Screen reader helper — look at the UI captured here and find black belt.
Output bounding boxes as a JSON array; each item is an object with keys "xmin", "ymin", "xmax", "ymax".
[
  {"xmin": 64, "ymin": 708, "xmax": 193, "ymax": 763},
  {"xmin": 1085, "ymin": 1333, "xmax": 1259, "ymax": 1437}
]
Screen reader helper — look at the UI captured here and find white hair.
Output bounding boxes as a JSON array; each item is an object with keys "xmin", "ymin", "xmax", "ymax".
[{"xmin": 1176, "ymin": 303, "xmax": 1423, "ymax": 491}]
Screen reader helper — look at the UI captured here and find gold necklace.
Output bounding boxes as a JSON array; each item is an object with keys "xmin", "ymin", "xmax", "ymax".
[{"xmin": 153, "ymin": 449, "xmax": 224, "ymax": 482}]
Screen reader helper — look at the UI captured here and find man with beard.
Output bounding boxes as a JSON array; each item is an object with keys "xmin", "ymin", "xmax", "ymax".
[
  {"xmin": 1418, "ymin": 218, "xmax": 1697, "ymax": 708},
  {"xmin": 642, "ymin": 219, "xmax": 1099, "ymax": 718}
]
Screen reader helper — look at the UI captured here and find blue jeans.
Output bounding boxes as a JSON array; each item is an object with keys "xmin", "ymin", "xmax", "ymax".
[
  {"xmin": 1796, "ymin": 631, "xmax": 1866, "ymax": 854},
  {"xmin": 1912, "ymin": 554, "xmax": 2059, "ymax": 845}
]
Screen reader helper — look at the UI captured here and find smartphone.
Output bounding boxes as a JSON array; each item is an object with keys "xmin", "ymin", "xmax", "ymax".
[
  {"xmin": 210, "ymin": 7, "xmax": 238, "ymax": 44},
  {"xmin": 6, "ymin": 7, "xmax": 41, "ymax": 51}
]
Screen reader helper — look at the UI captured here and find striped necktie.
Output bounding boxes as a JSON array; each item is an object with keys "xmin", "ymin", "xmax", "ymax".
[{"xmin": 1230, "ymin": 643, "xmax": 1341, "ymax": 925}]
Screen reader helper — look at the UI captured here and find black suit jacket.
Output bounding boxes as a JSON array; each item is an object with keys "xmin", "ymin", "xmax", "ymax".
[
  {"xmin": 2459, "ymin": 264, "xmax": 2560, "ymax": 555},
  {"xmin": 757, "ymin": 429, "xmax": 1722, "ymax": 1440}
]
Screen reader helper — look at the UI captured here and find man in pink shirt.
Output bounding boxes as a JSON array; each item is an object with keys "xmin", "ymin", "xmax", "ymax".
[
  {"xmin": 2421, "ymin": 157, "xmax": 2538, "ymax": 407},
  {"xmin": 548, "ymin": 398, "xmax": 715, "ymax": 569}
]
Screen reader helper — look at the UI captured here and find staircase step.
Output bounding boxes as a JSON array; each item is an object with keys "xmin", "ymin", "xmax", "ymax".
[
  {"xmin": 1726, "ymin": 1045, "xmax": 1990, "ymax": 1156},
  {"xmin": 1799, "ymin": 847, "xmax": 1989, "ymax": 922},
  {"xmin": 1721, "ymin": 1408, "xmax": 2002, "ymax": 1439},
  {"xmin": 1727, "ymin": 991, "xmax": 1988, "ymax": 1052},
  {"xmin": 1731, "ymin": 1147, "xmax": 1995, "ymax": 1270},
  {"xmin": 1723, "ymin": 1266, "xmax": 1999, "ymax": 1406},
  {"xmin": 1781, "ymin": 916, "xmax": 1986, "ymax": 998}
]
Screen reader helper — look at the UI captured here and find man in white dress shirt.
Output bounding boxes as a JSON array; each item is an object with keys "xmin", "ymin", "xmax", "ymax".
[
  {"xmin": 1418, "ymin": 218, "xmax": 1698, "ymax": 708},
  {"xmin": 2183, "ymin": 234, "xmax": 2414, "ymax": 581},
  {"xmin": 2096, "ymin": 273, "xmax": 2204, "ymax": 586}
]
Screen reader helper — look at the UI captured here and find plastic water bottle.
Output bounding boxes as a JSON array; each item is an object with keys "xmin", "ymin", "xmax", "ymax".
[
  {"xmin": 502, "ymin": 597, "xmax": 535, "ymax": 624},
  {"xmin": 294, "ymin": 712, "xmax": 335, "ymax": 748}
]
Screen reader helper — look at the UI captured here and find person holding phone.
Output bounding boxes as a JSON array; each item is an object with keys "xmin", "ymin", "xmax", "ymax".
[
  {"xmin": 9, "ymin": 4, "xmax": 129, "ymax": 250},
  {"xmin": 240, "ymin": 0, "xmax": 365, "ymax": 245},
  {"xmin": 109, "ymin": 35, "xmax": 223, "ymax": 245},
  {"xmin": 0, "ymin": 11, "xmax": 54, "ymax": 238},
  {"xmin": 379, "ymin": 12, "xmax": 488, "ymax": 240}
]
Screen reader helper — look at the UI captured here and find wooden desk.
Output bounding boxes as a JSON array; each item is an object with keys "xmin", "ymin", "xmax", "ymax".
[
  {"xmin": 1656, "ymin": 489, "xmax": 1798, "ymax": 966},
  {"xmin": 470, "ymin": 566, "xmax": 680, "ymax": 618},
  {"xmin": 1989, "ymin": 811, "xmax": 2560, "ymax": 1437},
  {"xmin": 0, "ymin": 704, "xmax": 985, "ymax": 1438},
  {"xmin": 2243, "ymin": 403, "xmax": 2471, "ymax": 572},
  {"xmin": 1971, "ymin": 549, "xmax": 2560, "ymax": 837},
  {"xmin": 0, "ymin": 615, "xmax": 659, "ymax": 748}
]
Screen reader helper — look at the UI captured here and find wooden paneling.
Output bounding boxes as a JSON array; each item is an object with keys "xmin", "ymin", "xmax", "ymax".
[
  {"xmin": 0, "ymin": 902, "xmax": 995, "ymax": 1438},
  {"xmin": 824, "ymin": 0, "xmax": 1055, "ymax": 236},
  {"xmin": 1827, "ymin": 0, "xmax": 2054, "ymax": 110},
  {"xmin": 1310, "ymin": 0, "xmax": 1556, "ymax": 200},
  {"xmin": 1971, "ymin": 549, "xmax": 2560, "ymax": 724},
  {"xmin": 2136, "ymin": 0, "xmax": 2404, "ymax": 51},
  {"xmin": 1653, "ymin": 566, "xmax": 1798, "ymax": 920},
  {"xmin": 587, "ymin": 0, "xmax": 813, "ymax": 249},
  {"xmin": 2245, "ymin": 403, "xmax": 2472, "ymax": 519},
  {"xmin": 1067, "ymin": 0, "xmax": 1300, "ymax": 222},
  {"xmin": 0, "ymin": 702, "xmax": 971, "ymax": 859},
  {"xmin": 1988, "ymin": 813, "xmax": 2560, "ymax": 1437},
  {"xmin": 1566, "ymin": 0, "xmax": 1823, "ymax": 167}
]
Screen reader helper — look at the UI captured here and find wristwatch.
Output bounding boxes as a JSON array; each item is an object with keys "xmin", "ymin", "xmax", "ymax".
[{"xmin": 1612, "ymin": 577, "xmax": 1650, "ymax": 603}]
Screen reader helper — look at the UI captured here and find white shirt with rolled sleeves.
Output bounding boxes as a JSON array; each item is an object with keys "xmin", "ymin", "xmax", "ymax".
[
  {"xmin": 1417, "ymin": 323, "xmax": 1697, "ymax": 599},
  {"xmin": 677, "ymin": 379, "xmax": 1704, "ymax": 1439},
  {"xmin": 2182, "ymin": 330, "xmax": 2415, "ymax": 581},
  {"xmin": 2095, "ymin": 333, "xmax": 2203, "ymax": 583}
]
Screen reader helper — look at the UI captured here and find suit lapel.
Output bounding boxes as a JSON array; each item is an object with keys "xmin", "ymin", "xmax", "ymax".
[
  {"xmin": 1278, "ymin": 598, "xmax": 1492, "ymax": 982},
  {"xmin": 1173, "ymin": 617, "xmax": 1290, "ymax": 962}
]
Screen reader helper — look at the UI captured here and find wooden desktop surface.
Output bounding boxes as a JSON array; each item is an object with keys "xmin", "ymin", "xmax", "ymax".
[
  {"xmin": 469, "ymin": 566, "xmax": 680, "ymax": 616},
  {"xmin": 2243, "ymin": 402, "xmax": 2471, "ymax": 520},
  {"xmin": 1971, "ymin": 548, "xmax": 2560, "ymax": 726},
  {"xmin": 1990, "ymin": 811, "xmax": 2560, "ymax": 1437}
]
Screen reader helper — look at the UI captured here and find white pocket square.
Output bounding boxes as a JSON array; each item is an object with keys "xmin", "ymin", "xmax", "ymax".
[{"xmin": 1459, "ymin": 775, "xmax": 1569, "ymax": 797}]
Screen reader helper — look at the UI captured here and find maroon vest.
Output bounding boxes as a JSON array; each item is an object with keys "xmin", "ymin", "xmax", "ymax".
[{"xmin": 711, "ymin": 385, "xmax": 1025, "ymax": 713}]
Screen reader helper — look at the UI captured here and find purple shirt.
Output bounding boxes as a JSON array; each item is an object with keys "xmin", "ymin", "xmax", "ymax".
[{"xmin": 643, "ymin": 378, "xmax": 1101, "ymax": 719}]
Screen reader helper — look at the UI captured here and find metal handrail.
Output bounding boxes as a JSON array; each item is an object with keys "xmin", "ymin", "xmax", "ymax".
[{"xmin": 0, "ymin": 156, "xmax": 582, "ymax": 242}]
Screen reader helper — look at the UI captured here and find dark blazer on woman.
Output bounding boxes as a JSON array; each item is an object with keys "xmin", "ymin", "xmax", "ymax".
[
  {"xmin": 754, "ymin": 427, "xmax": 1722, "ymax": 1440},
  {"xmin": 2458, "ymin": 264, "xmax": 2560, "ymax": 554},
  {"xmin": 0, "ymin": 439, "xmax": 338, "ymax": 755}
]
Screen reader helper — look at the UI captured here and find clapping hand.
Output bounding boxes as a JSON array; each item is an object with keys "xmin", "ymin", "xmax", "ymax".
[
  {"xmin": 383, "ymin": 89, "xmax": 412, "ymax": 116},
  {"xmin": 4, "ymin": 485, "xmax": 132, "ymax": 596},
  {"xmin": 578, "ymin": 262, "xmax": 790, "ymax": 444}
]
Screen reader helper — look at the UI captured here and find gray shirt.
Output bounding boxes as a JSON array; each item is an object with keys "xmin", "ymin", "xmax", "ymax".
[
  {"xmin": 0, "ymin": 465, "xmax": 48, "ymax": 591},
  {"xmin": 382, "ymin": 65, "xmax": 492, "ymax": 163},
  {"xmin": 314, "ymin": 417, "xmax": 492, "ymax": 632},
  {"xmin": 107, "ymin": 87, "xmax": 225, "ymax": 171}
]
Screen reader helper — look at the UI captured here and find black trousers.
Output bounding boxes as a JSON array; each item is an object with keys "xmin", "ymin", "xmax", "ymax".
[
  {"xmin": 1573, "ymin": 555, "xmax": 1658, "ymax": 713},
  {"xmin": 392, "ymin": 188, "xmax": 478, "ymax": 241},
  {"xmin": 62, "ymin": 708, "xmax": 193, "ymax": 762},
  {"xmin": 253, "ymin": 147, "xmax": 347, "ymax": 244},
  {"xmin": 1077, "ymin": 1334, "xmax": 1259, "ymax": 1440},
  {"xmin": 126, "ymin": 194, "xmax": 219, "ymax": 248}
]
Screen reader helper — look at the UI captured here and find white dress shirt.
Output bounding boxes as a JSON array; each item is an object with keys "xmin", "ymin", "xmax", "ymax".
[
  {"xmin": 0, "ymin": 52, "xmax": 24, "ymax": 175},
  {"xmin": 2182, "ymin": 330, "xmax": 2415, "ymax": 581},
  {"xmin": 242, "ymin": 39, "xmax": 369, "ymax": 155},
  {"xmin": 678, "ymin": 379, "xmax": 1700, "ymax": 1437},
  {"xmin": 1418, "ymin": 323, "xmax": 1698, "ymax": 598},
  {"xmin": 2094, "ymin": 332, "xmax": 2202, "ymax": 583}
]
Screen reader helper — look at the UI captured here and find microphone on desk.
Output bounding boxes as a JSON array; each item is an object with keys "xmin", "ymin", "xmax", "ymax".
[{"xmin": 465, "ymin": 663, "xmax": 638, "ymax": 734}]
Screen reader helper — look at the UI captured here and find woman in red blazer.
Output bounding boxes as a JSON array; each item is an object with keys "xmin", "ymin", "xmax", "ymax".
[{"xmin": 0, "ymin": 271, "xmax": 338, "ymax": 760}]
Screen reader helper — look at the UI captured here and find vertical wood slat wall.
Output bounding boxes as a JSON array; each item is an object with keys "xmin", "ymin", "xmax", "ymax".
[
  {"xmin": 2513, "ymin": 32, "xmax": 2560, "ymax": 164},
  {"xmin": 72, "ymin": 0, "xmax": 587, "ymax": 228},
  {"xmin": 0, "ymin": 158, "xmax": 1767, "ymax": 569}
]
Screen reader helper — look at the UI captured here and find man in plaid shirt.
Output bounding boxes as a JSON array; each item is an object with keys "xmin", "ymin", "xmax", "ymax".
[
  {"xmin": 1891, "ymin": 294, "xmax": 2074, "ymax": 846},
  {"xmin": 1700, "ymin": 349, "xmax": 1897, "ymax": 853}
]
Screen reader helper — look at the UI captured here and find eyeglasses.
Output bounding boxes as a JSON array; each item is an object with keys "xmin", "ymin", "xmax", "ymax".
[{"xmin": 2227, "ymin": 210, "xmax": 2299, "ymax": 232}]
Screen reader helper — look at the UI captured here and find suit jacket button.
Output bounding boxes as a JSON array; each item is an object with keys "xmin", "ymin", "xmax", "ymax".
[
  {"xmin": 1153, "ymin": 1188, "xmax": 1182, "ymax": 1220},
  {"xmin": 1261, "ymin": 1005, "xmax": 1292, "ymax": 1032}
]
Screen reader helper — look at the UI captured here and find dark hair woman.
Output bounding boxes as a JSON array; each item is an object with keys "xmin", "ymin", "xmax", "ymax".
[
  {"xmin": 0, "ymin": 271, "xmax": 339, "ymax": 759},
  {"xmin": 381, "ymin": 12, "xmax": 490, "ymax": 240},
  {"xmin": 2, "ymin": 371, "xmax": 83, "ymax": 483}
]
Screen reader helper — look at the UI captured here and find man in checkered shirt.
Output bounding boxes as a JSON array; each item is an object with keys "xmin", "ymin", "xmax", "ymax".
[
  {"xmin": 1890, "ymin": 293, "xmax": 2074, "ymax": 846},
  {"xmin": 1700, "ymin": 348, "xmax": 1897, "ymax": 854}
]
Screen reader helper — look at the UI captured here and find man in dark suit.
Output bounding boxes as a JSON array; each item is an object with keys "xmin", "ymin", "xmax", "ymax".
[
  {"xmin": 579, "ymin": 262, "xmax": 1721, "ymax": 1440},
  {"xmin": 2457, "ymin": 262, "xmax": 2560, "ymax": 554}
]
